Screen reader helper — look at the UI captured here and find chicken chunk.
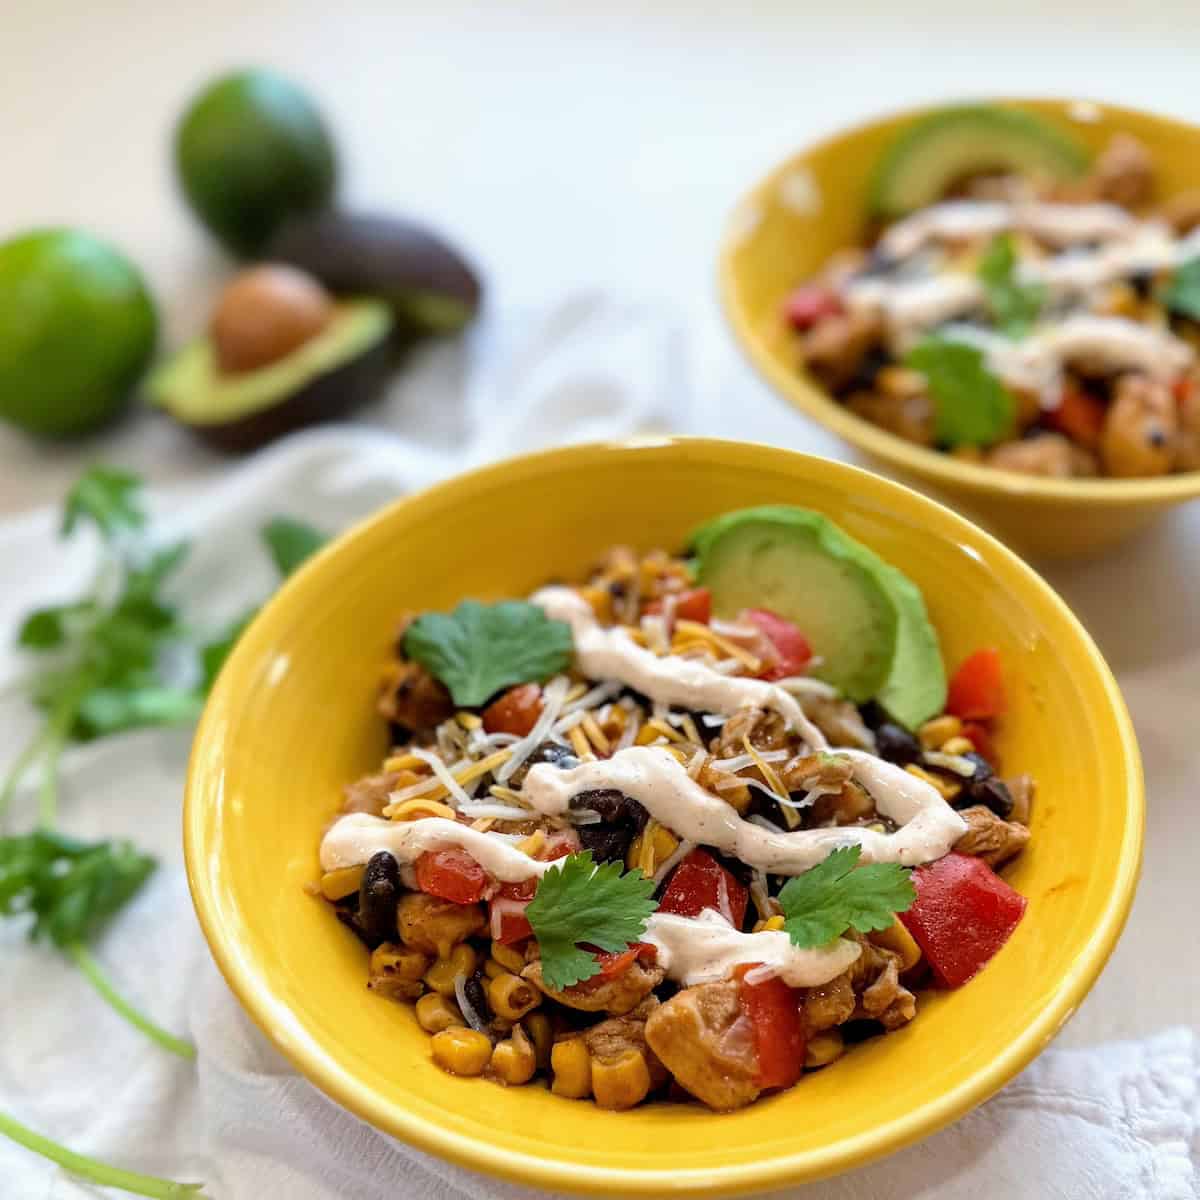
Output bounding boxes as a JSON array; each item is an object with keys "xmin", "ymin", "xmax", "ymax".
[
  {"xmin": 644, "ymin": 980, "xmax": 761, "ymax": 1111},
  {"xmin": 396, "ymin": 892, "xmax": 486, "ymax": 959},
  {"xmin": 1052, "ymin": 133, "xmax": 1155, "ymax": 208},
  {"xmin": 711, "ymin": 707, "xmax": 790, "ymax": 757},
  {"xmin": 583, "ymin": 997, "xmax": 670, "ymax": 1088},
  {"xmin": 1175, "ymin": 374, "xmax": 1200, "ymax": 472},
  {"xmin": 342, "ymin": 770, "xmax": 400, "ymax": 816},
  {"xmin": 801, "ymin": 309, "xmax": 883, "ymax": 391},
  {"xmin": 523, "ymin": 957, "xmax": 665, "ymax": 1016},
  {"xmin": 1101, "ymin": 374, "xmax": 1177, "ymax": 478},
  {"xmin": 846, "ymin": 389, "xmax": 935, "ymax": 447},
  {"xmin": 798, "ymin": 696, "xmax": 876, "ymax": 750},
  {"xmin": 954, "ymin": 804, "xmax": 1031, "ymax": 868},
  {"xmin": 803, "ymin": 937, "xmax": 916, "ymax": 1034},
  {"xmin": 1162, "ymin": 189, "xmax": 1200, "ymax": 236},
  {"xmin": 987, "ymin": 432, "xmax": 1098, "ymax": 478},
  {"xmin": 378, "ymin": 660, "xmax": 455, "ymax": 734}
]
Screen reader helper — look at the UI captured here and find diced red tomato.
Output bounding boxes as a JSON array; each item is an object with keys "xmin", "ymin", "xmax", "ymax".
[
  {"xmin": 415, "ymin": 848, "xmax": 488, "ymax": 904},
  {"xmin": 594, "ymin": 942, "xmax": 658, "ymax": 979},
  {"xmin": 946, "ymin": 648, "xmax": 1007, "ymax": 721},
  {"xmin": 490, "ymin": 899, "xmax": 532, "ymax": 944},
  {"xmin": 1045, "ymin": 385, "xmax": 1106, "ymax": 450},
  {"xmin": 734, "ymin": 965, "xmax": 806, "ymax": 1089},
  {"xmin": 542, "ymin": 829, "xmax": 580, "ymax": 860},
  {"xmin": 783, "ymin": 284, "xmax": 844, "ymax": 331},
  {"xmin": 741, "ymin": 608, "xmax": 813, "ymax": 681},
  {"xmin": 1173, "ymin": 375, "xmax": 1194, "ymax": 407},
  {"xmin": 961, "ymin": 721, "xmax": 998, "ymax": 766},
  {"xmin": 481, "ymin": 683, "xmax": 543, "ymax": 737},
  {"xmin": 645, "ymin": 587, "xmax": 712, "ymax": 624},
  {"xmin": 899, "ymin": 852, "xmax": 1026, "ymax": 988},
  {"xmin": 658, "ymin": 849, "xmax": 749, "ymax": 928}
]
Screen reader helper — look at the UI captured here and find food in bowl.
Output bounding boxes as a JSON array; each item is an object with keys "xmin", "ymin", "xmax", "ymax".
[
  {"xmin": 784, "ymin": 104, "xmax": 1200, "ymax": 479},
  {"xmin": 316, "ymin": 505, "xmax": 1033, "ymax": 1111}
]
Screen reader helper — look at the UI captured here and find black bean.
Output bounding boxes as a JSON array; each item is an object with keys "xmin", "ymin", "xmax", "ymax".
[
  {"xmin": 856, "ymin": 701, "xmax": 890, "ymax": 731},
  {"xmin": 506, "ymin": 740, "xmax": 579, "ymax": 786},
  {"xmin": 573, "ymin": 788, "xmax": 648, "ymax": 863},
  {"xmin": 464, "ymin": 971, "xmax": 491, "ymax": 1023},
  {"xmin": 874, "ymin": 722, "xmax": 922, "ymax": 765},
  {"xmin": 958, "ymin": 775, "xmax": 1014, "ymax": 819},
  {"xmin": 358, "ymin": 851, "xmax": 402, "ymax": 945},
  {"xmin": 335, "ymin": 907, "xmax": 379, "ymax": 949},
  {"xmin": 1128, "ymin": 269, "xmax": 1154, "ymax": 300}
]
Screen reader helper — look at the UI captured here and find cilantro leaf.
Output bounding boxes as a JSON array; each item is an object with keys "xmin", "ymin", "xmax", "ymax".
[
  {"xmin": 17, "ymin": 602, "xmax": 97, "ymax": 650},
  {"xmin": 1164, "ymin": 256, "xmax": 1200, "ymax": 321},
  {"xmin": 404, "ymin": 599, "xmax": 574, "ymax": 707},
  {"xmin": 978, "ymin": 233, "xmax": 1046, "ymax": 338},
  {"xmin": 61, "ymin": 467, "xmax": 145, "ymax": 540},
  {"xmin": 526, "ymin": 851, "xmax": 657, "ymax": 990},
  {"xmin": 778, "ymin": 845, "xmax": 915, "ymax": 948},
  {"xmin": 262, "ymin": 518, "xmax": 327, "ymax": 578},
  {"xmin": 905, "ymin": 338, "xmax": 1015, "ymax": 448},
  {"xmin": 74, "ymin": 686, "xmax": 205, "ymax": 738}
]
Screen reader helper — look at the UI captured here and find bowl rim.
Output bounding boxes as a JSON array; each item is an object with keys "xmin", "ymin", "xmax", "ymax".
[
  {"xmin": 718, "ymin": 95, "xmax": 1200, "ymax": 508},
  {"xmin": 184, "ymin": 437, "xmax": 1144, "ymax": 1196}
]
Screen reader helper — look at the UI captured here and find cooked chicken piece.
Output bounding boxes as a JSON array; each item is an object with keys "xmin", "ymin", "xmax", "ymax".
[
  {"xmin": 954, "ymin": 804, "xmax": 1031, "ymax": 868},
  {"xmin": 803, "ymin": 936, "xmax": 916, "ymax": 1034},
  {"xmin": 644, "ymin": 980, "xmax": 761, "ymax": 1111},
  {"xmin": 396, "ymin": 893, "xmax": 486, "ymax": 959},
  {"xmin": 1175, "ymin": 374, "xmax": 1200, "ymax": 472},
  {"xmin": 801, "ymin": 309, "xmax": 883, "ymax": 391},
  {"xmin": 1162, "ymin": 189, "xmax": 1200, "ymax": 235},
  {"xmin": 1101, "ymin": 374, "xmax": 1177, "ymax": 478},
  {"xmin": 523, "ymin": 957, "xmax": 665, "ymax": 1016},
  {"xmin": 1006, "ymin": 773, "xmax": 1036, "ymax": 827},
  {"xmin": 781, "ymin": 752, "xmax": 855, "ymax": 793},
  {"xmin": 846, "ymin": 389, "xmax": 935, "ymax": 446},
  {"xmin": 378, "ymin": 660, "xmax": 455, "ymax": 733},
  {"xmin": 802, "ymin": 970, "xmax": 857, "ymax": 1033},
  {"xmin": 342, "ymin": 770, "xmax": 400, "ymax": 816},
  {"xmin": 711, "ymin": 707, "xmax": 790, "ymax": 758},
  {"xmin": 986, "ymin": 432, "xmax": 1098, "ymax": 478},
  {"xmin": 1051, "ymin": 133, "xmax": 1154, "ymax": 208},
  {"xmin": 797, "ymin": 696, "xmax": 876, "ymax": 751},
  {"xmin": 780, "ymin": 752, "xmax": 875, "ymax": 826},
  {"xmin": 583, "ymin": 997, "xmax": 669, "ymax": 1088}
]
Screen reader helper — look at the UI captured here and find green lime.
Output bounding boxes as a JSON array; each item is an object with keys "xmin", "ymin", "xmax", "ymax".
[
  {"xmin": 0, "ymin": 229, "xmax": 157, "ymax": 437},
  {"xmin": 175, "ymin": 69, "xmax": 337, "ymax": 257}
]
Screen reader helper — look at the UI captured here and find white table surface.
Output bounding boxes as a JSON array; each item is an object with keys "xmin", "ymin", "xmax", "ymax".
[{"xmin": 2, "ymin": 0, "xmax": 1198, "ymax": 1060}]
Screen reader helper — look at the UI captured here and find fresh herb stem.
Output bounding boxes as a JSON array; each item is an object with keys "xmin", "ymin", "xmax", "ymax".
[
  {"xmin": 0, "ymin": 724, "xmax": 54, "ymax": 826},
  {"xmin": 0, "ymin": 1109, "xmax": 205, "ymax": 1198},
  {"xmin": 68, "ymin": 943, "xmax": 196, "ymax": 1061}
]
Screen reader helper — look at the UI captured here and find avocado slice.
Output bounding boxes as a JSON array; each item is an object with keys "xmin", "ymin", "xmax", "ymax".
[
  {"xmin": 870, "ymin": 105, "xmax": 1089, "ymax": 219},
  {"xmin": 692, "ymin": 506, "xmax": 945, "ymax": 726},
  {"xmin": 148, "ymin": 298, "xmax": 391, "ymax": 452}
]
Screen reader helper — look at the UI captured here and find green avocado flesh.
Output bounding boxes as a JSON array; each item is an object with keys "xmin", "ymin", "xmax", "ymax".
[
  {"xmin": 148, "ymin": 298, "xmax": 390, "ymax": 425},
  {"xmin": 692, "ymin": 506, "xmax": 945, "ymax": 726},
  {"xmin": 869, "ymin": 105, "xmax": 1090, "ymax": 219}
]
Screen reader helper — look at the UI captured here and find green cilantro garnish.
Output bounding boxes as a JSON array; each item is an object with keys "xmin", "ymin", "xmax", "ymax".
[
  {"xmin": 778, "ymin": 845, "xmax": 915, "ymax": 948},
  {"xmin": 905, "ymin": 337, "xmax": 1015, "ymax": 448},
  {"xmin": 525, "ymin": 851, "xmax": 657, "ymax": 990},
  {"xmin": 262, "ymin": 516, "xmax": 328, "ymax": 577},
  {"xmin": 1163, "ymin": 256, "xmax": 1200, "ymax": 321},
  {"xmin": 403, "ymin": 599, "xmax": 574, "ymax": 707},
  {"xmin": 61, "ymin": 466, "xmax": 145, "ymax": 539},
  {"xmin": 977, "ymin": 233, "xmax": 1046, "ymax": 339}
]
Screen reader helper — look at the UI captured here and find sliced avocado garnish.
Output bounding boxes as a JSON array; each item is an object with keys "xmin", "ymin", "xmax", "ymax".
[
  {"xmin": 869, "ymin": 105, "xmax": 1090, "ymax": 219},
  {"xmin": 692, "ymin": 505, "xmax": 945, "ymax": 726},
  {"xmin": 149, "ymin": 297, "xmax": 390, "ymax": 426}
]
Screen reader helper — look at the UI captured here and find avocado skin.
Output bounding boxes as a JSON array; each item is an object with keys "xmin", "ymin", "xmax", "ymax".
[
  {"xmin": 265, "ymin": 211, "xmax": 482, "ymax": 335},
  {"xmin": 174, "ymin": 333, "xmax": 389, "ymax": 453},
  {"xmin": 175, "ymin": 69, "xmax": 337, "ymax": 257}
]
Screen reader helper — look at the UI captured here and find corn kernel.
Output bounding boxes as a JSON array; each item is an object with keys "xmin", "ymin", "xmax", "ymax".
[
  {"xmin": 941, "ymin": 736, "xmax": 973, "ymax": 756},
  {"xmin": 591, "ymin": 1049, "xmax": 652, "ymax": 1110},
  {"xmin": 551, "ymin": 1038, "xmax": 592, "ymax": 1099},
  {"xmin": 804, "ymin": 1030, "xmax": 844, "ymax": 1069},
  {"xmin": 868, "ymin": 919, "xmax": 922, "ymax": 972},
  {"xmin": 523, "ymin": 1012, "xmax": 553, "ymax": 1070},
  {"xmin": 415, "ymin": 992, "xmax": 463, "ymax": 1033},
  {"xmin": 490, "ymin": 1025, "xmax": 537, "ymax": 1086},
  {"xmin": 319, "ymin": 866, "xmax": 364, "ymax": 901},
  {"xmin": 905, "ymin": 763, "xmax": 962, "ymax": 802},
  {"xmin": 918, "ymin": 715, "xmax": 962, "ymax": 750},
  {"xmin": 579, "ymin": 585, "xmax": 613, "ymax": 623},
  {"xmin": 483, "ymin": 958, "xmax": 507, "ymax": 980},
  {"xmin": 369, "ymin": 943, "xmax": 429, "ymax": 982},
  {"xmin": 752, "ymin": 915, "xmax": 786, "ymax": 933},
  {"xmin": 488, "ymin": 971, "xmax": 541, "ymax": 1021},
  {"xmin": 490, "ymin": 940, "xmax": 526, "ymax": 974},
  {"xmin": 423, "ymin": 944, "xmax": 478, "ymax": 996},
  {"xmin": 431, "ymin": 1027, "xmax": 492, "ymax": 1077}
]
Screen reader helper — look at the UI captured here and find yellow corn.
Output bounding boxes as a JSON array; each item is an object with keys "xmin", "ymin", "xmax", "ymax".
[
  {"xmin": 415, "ymin": 992, "xmax": 464, "ymax": 1033},
  {"xmin": 523, "ymin": 1012, "xmax": 553, "ymax": 1070},
  {"xmin": 455, "ymin": 712, "xmax": 482, "ymax": 730},
  {"xmin": 483, "ymin": 958, "xmax": 507, "ymax": 980},
  {"xmin": 591, "ymin": 1049, "xmax": 652, "ymax": 1111},
  {"xmin": 516, "ymin": 828, "xmax": 546, "ymax": 858},
  {"xmin": 319, "ymin": 865, "xmax": 364, "ymax": 901},
  {"xmin": 369, "ymin": 943, "xmax": 429, "ymax": 982},
  {"xmin": 579, "ymin": 585, "xmax": 612, "ymax": 622},
  {"xmin": 628, "ymin": 821, "xmax": 680, "ymax": 876},
  {"xmin": 387, "ymin": 797, "xmax": 457, "ymax": 822},
  {"xmin": 550, "ymin": 1038, "xmax": 592, "ymax": 1099},
  {"xmin": 918, "ymin": 715, "xmax": 962, "ymax": 750},
  {"xmin": 487, "ymin": 971, "xmax": 541, "ymax": 1021},
  {"xmin": 675, "ymin": 620, "xmax": 762, "ymax": 672},
  {"xmin": 868, "ymin": 919, "xmax": 922, "ymax": 972},
  {"xmin": 941, "ymin": 736, "xmax": 974, "ymax": 756},
  {"xmin": 431, "ymin": 1027, "xmax": 492, "ymax": 1077},
  {"xmin": 752, "ymin": 915, "xmax": 786, "ymax": 933},
  {"xmin": 580, "ymin": 713, "xmax": 611, "ymax": 755},
  {"xmin": 804, "ymin": 1030, "xmax": 845, "ymax": 1069},
  {"xmin": 905, "ymin": 764, "xmax": 962, "ymax": 802},
  {"xmin": 490, "ymin": 1025, "xmax": 537, "ymax": 1085},
  {"xmin": 490, "ymin": 940, "xmax": 526, "ymax": 974},
  {"xmin": 423, "ymin": 944, "xmax": 479, "ymax": 996}
]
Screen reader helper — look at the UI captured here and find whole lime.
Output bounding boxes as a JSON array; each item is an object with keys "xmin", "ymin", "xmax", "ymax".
[
  {"xmin": 0, "ymin": 229, "xmax": 158, "ymax": 437},
  {"xmin": 175, "ymin": 69, "xmax": 337, "ymax": 257}
]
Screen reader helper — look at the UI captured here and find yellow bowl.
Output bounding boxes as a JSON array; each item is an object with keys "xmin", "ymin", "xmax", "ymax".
[
  {"xmin": 719, "ymin": 98, "xmax": 1200, "ymax": 559},
  {"xmin": 185, "ymin": 438, "xmax": 1142, "ymax": 1195}
]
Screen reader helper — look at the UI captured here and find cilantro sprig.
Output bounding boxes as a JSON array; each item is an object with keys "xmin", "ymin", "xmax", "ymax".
[
  {"xmin": 778, "ymin": 845, "xmax": 915, "ymax": 947},
  {"xmin": 978, "ymin": 233, "xmax": 1046, "ymax": 339},
  {"xmin": 403, "ymin": 599, "xmax": 573, "ymax": 707},
  {"xmin": 905, "ymin": 338, "xmax": 1015, "ymax": 448},
  {"xmin": 1163, "ymin": 256, "xmax": 1200, "ymax": 322},
  {"xmin": 525, "ymin": 851, "xmax": 657, "ymax": 990}
]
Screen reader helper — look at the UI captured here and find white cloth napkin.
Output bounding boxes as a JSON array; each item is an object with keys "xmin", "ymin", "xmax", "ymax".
[{"xmin": 0, "ymin": 294, "xmax": 1195, "ymax": 1200}]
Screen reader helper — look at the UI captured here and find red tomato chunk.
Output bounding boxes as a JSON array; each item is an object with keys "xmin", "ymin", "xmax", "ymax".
[
  {"xmin": 783, "ymin": 285, "xmax": 844, "ymax": 331},
  {"xmin": 899, "ymin": 852, "xmax": 1026, "ymax": 988},
  {"xmin": 741, "ymin": 608, "xmax": 813, "ymax": 680},
  {"xmin": 946, "ymin": 648, "xmax": 1006, "ymax": 721},
  {"xmin": 735, "ymin": 965, "xmax": 806, "ymax": 1090},
  {"xmin": 482, "ymin": 683, "xmax": 543, "ymax": 737},
  {"xmin": 658, "ymin": 848, "xmax": 748, "ymax": 928},
  {"xmin": 645, "ymin": 587, "xmax": 712, "ymax": 624},
  {"xmin": 415, "ymin": 848, "xmax": 488, "ymax": 904},
  {"xmin": 594, "ymin": 943, "xmax": 658, "ymax": 979}
]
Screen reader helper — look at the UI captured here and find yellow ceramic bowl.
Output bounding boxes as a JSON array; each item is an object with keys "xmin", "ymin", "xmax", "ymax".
[
  {"xmin": 720, "ymin": 99, "xmax": 1200, "ymax": 559},
  {"xmin": 185, "ymin": 439, "xmax": 1142, "ymax": 1195}
]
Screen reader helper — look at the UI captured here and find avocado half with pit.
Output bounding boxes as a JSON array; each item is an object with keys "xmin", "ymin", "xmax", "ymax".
[
  {"xmin": 149, "ymin": 286, "xmax": 392, "ymax": 452},
  {"xmin": 869, "ymin": 104, "xmax": 1090, "ymax": 219}
]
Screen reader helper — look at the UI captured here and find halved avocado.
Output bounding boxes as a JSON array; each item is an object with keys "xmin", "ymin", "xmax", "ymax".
[
  {"xmin": 869, "ymin": 105, "xmax": 1090, "ymax": 219},
  {"xmin": 265, "ymin": 212, "xmax": 482, "ymax": 337},
  {"xmin": 148, "ymin": 298, "xmax": 391, "ymax": 451}
]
